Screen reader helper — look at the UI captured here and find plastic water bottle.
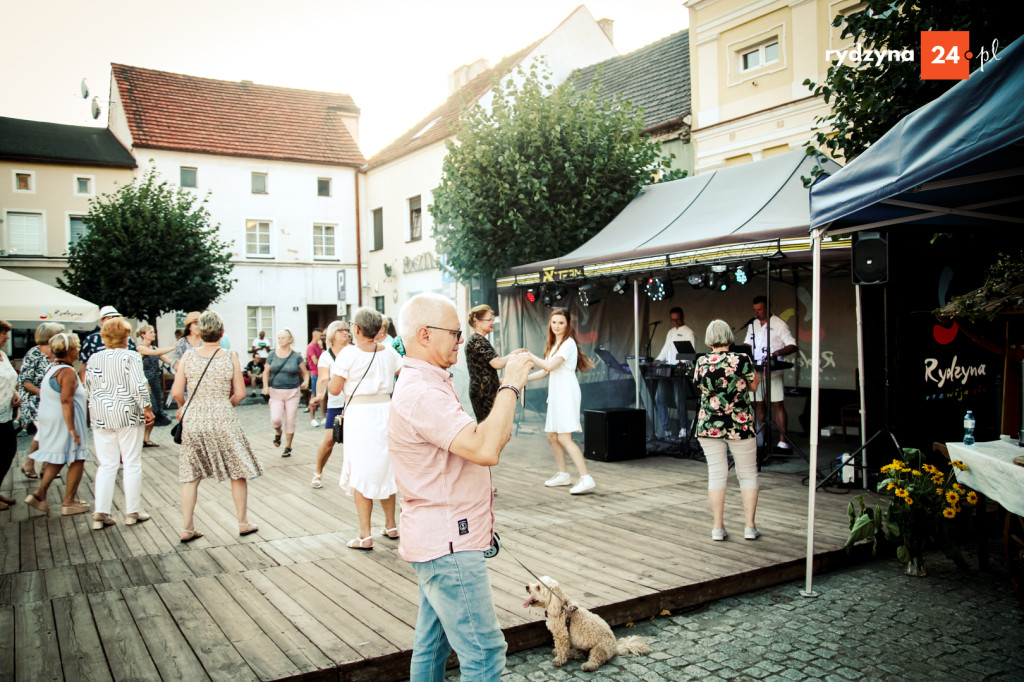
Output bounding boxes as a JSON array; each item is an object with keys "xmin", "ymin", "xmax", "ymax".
[{"xmin": 963, "ymin": 411, "xmax": 976, "ymax": 445}]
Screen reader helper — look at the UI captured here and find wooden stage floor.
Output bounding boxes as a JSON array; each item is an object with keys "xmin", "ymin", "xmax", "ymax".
[{"xmin": 0, "ymin": 417, "xmax": 860, "ymax": 681}]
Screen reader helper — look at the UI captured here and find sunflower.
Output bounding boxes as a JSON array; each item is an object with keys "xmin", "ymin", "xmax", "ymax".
[
  {"xmin": 953, "ymin": 483, "xmax": 966, "ymax": 494},
  {"xmin": 946, "ymin": 490, "xmax": 960, "ymax": 504},
  {"xmin": 935, "ymin": 488, "xmax": 944, "ymax": 495},
  {"xmin": 881, "ymin": 464, "xmax": 893, "ymax": 474},
  {"xmin": 887, "ymin": 481, "xmax": 895, "ymax": 491},
  {"xmin": 911, "ymin": 469, "xmax": 922, "ymax": 477},
  {"xmin": 966, "ymin": 491, "xmax": 979, "ymax": 505},
  {"xmin": 951, "ymin": 460, "xmax": 968, "ymax": 471},
  {"xmin": 906, "ymin": 497, "xmax": 914, "ymax": 505},
  {"xmin": 895, "ymin": 487, "xmax": 908, "ymax": 499},
  {"xmin": 943, "ymin": 507, "xmax": 956, "ymax": 519},
  {"xmin": 931, "ymin": 474, "xmax": 944, "ymax": 485}
]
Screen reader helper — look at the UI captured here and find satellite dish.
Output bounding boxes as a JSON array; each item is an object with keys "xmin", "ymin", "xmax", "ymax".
[
  {"xmin": 80, "ymin": 78, "xmax": 89, "ymax": 99},
  {"xmin": 91, "ymin": 96, "xmax": 101, "ymax": 120}
]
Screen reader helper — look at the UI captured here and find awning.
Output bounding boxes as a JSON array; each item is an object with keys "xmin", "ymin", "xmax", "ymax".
[
  {"xmin": 0, "ymin": 268, "xmax": 100, "ymax": 325},
  {"xmin": 810, "ymin": 35, "xmax": 1024, "ymax": 236},
  {"xmin": 500, "ymin": 150, "xmax": 845, "ymax": 288}
]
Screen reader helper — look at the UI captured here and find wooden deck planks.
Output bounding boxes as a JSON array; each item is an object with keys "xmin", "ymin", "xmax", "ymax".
[
  {"xmin": 51, "ymin": 595, "xmax": 113, "ymax": 682},
  {"xmin": 121, "ymin": 585, "xmax": 212, "ymax": 682}
]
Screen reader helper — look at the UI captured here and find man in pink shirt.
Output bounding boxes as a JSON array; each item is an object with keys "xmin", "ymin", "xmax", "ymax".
[
  {"xmin": 305, "ymin": 328, "xmax": 324, "ymax": 426},
  {"xmin": 389, "ymin": 293, "xmax": 531, "ymax": 681}
]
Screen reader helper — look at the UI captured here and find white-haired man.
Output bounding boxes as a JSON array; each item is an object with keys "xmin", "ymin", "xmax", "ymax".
[{"xmin": 388, "ymin": 293, "xmax": 532, "ymax": 681}]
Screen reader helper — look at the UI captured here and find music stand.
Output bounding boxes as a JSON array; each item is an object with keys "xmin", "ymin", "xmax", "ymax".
[
  {"xmin": 673, "ymin": 340, "xmax": 696, "ymax": 364},
  {"xmin": 594, "ymin": 348, "xmax": 631, "ymax": 375}
]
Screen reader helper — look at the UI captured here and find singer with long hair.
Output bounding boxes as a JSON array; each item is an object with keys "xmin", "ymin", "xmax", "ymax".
[{"xmin": 528, "ymin": 308, "xmax": 596, "ymax": 494}]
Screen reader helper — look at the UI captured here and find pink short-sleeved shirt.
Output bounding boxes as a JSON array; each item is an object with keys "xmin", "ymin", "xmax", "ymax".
[
  {"xmin": 306, "ymin": 341, "xmax": 323, "ymax": 375},
  {"xmin": 388, "ymin": 357, "xmax": 488, "ymax": 563}
]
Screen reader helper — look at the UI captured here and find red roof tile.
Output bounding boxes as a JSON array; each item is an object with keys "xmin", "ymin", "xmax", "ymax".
[
  {"xmin": 366, "ymin": 42, "xmax": 538, "ymax": 169},
  {"xmin": 112, "ymin": 64, "xmax": 365, "ymax": 167}
]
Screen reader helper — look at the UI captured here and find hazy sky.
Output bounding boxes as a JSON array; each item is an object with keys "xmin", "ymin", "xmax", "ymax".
[{"xmin": 2, "ymin": 0, "xmax": 689, "ymax": 157}]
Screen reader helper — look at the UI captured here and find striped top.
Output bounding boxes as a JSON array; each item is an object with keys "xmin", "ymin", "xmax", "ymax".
[{"xmin": 84, "ymin": 348, "xmax": 151, "ymax": 429}]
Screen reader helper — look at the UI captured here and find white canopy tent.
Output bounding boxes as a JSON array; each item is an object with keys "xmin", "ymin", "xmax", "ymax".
[{"xmin": 0, "ymin": 268, "xmax": 100, "ymax": 327}]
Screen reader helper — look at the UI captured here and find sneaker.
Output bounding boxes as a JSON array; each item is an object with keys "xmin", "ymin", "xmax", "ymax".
[
  {"xmin": 678, "ymin": 427, "xmax": 687, "ymax": 439},
  {"xmin": 310, "ymin": 419, "xmax": 319, "ymax": 427},
  {"xmin": 777, "ymin": 441, "xmax": 790, "ymax": 450},
  {"xmin": 744, "ymin": 526, "xmax": 761, "ymax": 540},
  {"xmin": 712, "ymin": 528, "xmax": 728, "ymax": 541},
  {"xmin": 544, "ymin": 472, "xmax": 571, "ymax": 487},
  {"xmin": 569, "ymin": 475, "xmax": 596, "ymax": 495}
]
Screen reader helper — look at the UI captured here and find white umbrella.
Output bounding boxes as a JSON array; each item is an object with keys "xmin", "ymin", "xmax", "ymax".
[{"xmin": 0, "ymin": 268, "xmax": 100, "ymax": 326}]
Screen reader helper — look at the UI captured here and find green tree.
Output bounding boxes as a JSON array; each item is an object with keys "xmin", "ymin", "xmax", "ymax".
[
  {"xmin": 805, "ymin": 0, "xmax": 1015, "ymax": 166},
  {"xmin": 59, "ymin": 167, "xmax": 235, "ymax": 332},
  {"xmin": 430, "ymin": 60, "xmax": 686, "ymax": 279}
]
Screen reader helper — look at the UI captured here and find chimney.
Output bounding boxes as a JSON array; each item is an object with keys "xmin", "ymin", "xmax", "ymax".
[
  {"xmin": 598, "ymin": 18, "xmax": 614, "ymax": 46},
  {"xmin": 447, "ymin": 58, "xmax": 490, "ymax": 96}
]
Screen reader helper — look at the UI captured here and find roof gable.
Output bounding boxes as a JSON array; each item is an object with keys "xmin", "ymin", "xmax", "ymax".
[
  {"xmin": 0, "ymin": 117, "xmax": 136, "ymax": 168},
  {"xmin": 573, "ymin": 30, "xmax": 690, "ymax": 133},
  {"xmin": 111, "ymin": 64, "xmax": 365, "ymax": 167}
]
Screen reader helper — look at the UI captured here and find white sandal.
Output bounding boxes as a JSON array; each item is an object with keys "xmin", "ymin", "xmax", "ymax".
[
  {"xmin": 380, "ymin": 527, "xmax": 399, "ymax": 539},
  {"xmin": 311, "ymin": 473, "xmax": 323, "ymax": 489},
  {"xmin": 347, "ymin": 536, "xmax": 373, "ymax": 550}
]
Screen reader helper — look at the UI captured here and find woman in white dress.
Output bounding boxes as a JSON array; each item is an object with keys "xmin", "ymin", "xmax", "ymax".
[
  {"xmin": 328, "ymin": 307, "xmax": 403, "ymax": 550},
  {"xmin": 307, "ymin": 320, "xmax": 352, "ymax": 489},
  {"xmin": 528, "ymin": 308, "xmax": 596, "ymax": 495}
]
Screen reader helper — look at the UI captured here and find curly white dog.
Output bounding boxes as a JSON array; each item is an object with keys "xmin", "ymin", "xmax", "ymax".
[{"xmin": 524, "ymin": 575, "xmax": 651, "ymax": 672}]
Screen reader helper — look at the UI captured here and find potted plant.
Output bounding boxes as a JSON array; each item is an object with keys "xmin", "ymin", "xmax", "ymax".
[{"xmin": 846, "ymin": 448, "xmax": 978, "ymax": 575}]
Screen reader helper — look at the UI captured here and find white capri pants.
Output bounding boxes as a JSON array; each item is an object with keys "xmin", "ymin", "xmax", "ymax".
[
  {"xmin": 92, "ymin": 425, "xmax": 145, "ymax": 515},
  {"xmin": 699, "ymin": 437, "xmax": 758, "ymax": 491}
]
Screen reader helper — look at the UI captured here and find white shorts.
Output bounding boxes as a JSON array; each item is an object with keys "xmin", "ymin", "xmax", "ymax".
[{"xmin": 751, "ymin": 373, "xmax": 785, "ymax": 403}]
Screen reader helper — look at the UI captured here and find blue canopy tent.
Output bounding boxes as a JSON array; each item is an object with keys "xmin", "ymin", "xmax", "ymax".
[{"xmin": 801, "ymin": 35, "xmax": 1024, "ymax": 594}]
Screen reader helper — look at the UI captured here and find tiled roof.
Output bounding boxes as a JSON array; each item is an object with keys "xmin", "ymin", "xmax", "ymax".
[
  {"xmin": 366, "ymin": 42, "xmax": 538, "ymax": 169},
  {"xmin": 0, "ymin": 117, "xmax": 136, "ymax": 168},
  {"xmin": 111, "ymin": 64, "xmax": 365, "ymax": 167},
  {"xmin": 573, "ymin": 30, "xmax": 690, "ymax": 133}
]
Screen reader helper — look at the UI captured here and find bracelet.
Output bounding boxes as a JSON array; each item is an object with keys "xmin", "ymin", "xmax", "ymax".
[{"xmin": 497, "ymin": 384, "xmax": 522, "ymax": 400}]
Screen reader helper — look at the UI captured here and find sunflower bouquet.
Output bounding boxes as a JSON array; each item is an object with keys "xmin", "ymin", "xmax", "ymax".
[{"xmin": 846, "ymin": 447, "xmax": 978, "ymax": 575}]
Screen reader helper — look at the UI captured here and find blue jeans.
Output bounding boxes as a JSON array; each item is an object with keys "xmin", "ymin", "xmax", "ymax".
[{"xmin": 410, "ymin": 551, "xmax": 506, "ymax": 681}]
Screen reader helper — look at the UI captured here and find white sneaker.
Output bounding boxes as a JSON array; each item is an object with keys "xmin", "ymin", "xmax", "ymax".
[
  {"xmin": 712, "ymin": 528, "xmax": 728, "ymax": 541},
  {"xmin": 544, "ymin": 472, "xmax": 571, "ymax": 487},
  {"xmin": 310, "ymin": 419, "xmax": 319, "ymax": 427},
  {"xmin": 678, "ymin": 427, "xmax": 687, "ymax": 439},
  {"xmin": 569, "ymin": 475, "xmax": 595, "ymax": 495},
  {"xmin": 777, "ymin": 441, "xmax": 790, "ymax": 450},
  {"xmin": 744, "ymin": 526, "xmax": 761, "ymax": 540}
]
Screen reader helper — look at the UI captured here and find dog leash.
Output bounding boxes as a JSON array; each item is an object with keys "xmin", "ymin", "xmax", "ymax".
[{"xmin": 496, "ymin": 535, "xmax": 574, "ymax": 611}]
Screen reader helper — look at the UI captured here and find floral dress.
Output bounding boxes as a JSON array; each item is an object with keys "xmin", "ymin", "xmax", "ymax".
[
  {"xmin": 465, "ymin": 333, "xmax": 500, "ymax": 420},
  {"xmin": 17, "ymin": 346, "xmax": 51, "ymax": 426},
  {"xmin": 693, "ymin": 351, "xmax": 756, "ymax": 440},
  {"xmin": 178, "ymin": 349, "xmax": 263, "ymax": 482}
]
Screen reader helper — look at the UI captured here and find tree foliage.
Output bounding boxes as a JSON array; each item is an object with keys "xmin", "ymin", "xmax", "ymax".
[
  {"xmin": 430, "ymin": 60, "xmax": 686, "ymax": 279},
  {"xmin": 805, "ymin": 0, "xmax": 1016, "ymax": 165},
  {"xmin": 59, "ymin": 167, "xmax": 235, "ymax": 328}
]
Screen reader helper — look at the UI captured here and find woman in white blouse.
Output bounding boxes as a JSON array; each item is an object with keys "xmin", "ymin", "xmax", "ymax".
[{"xmin": 84, "ymin": 318, "xmax": 154, "ymax": 530}]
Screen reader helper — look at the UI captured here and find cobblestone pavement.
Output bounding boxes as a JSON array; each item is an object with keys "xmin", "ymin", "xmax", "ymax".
[{"xmin": 491, "ymin": 548, "xmax": 1024, "ymax": 681}]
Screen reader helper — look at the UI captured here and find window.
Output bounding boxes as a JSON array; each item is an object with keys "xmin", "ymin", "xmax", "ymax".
[
  {"xmin": 313, "ymin": 224, "xmax": 336, "ymax": 258},
  {"xmin": 373, "ymin": 296, "xmax": 385, "ymax": 314},
  {"xmin": 13, "ymin": 170, "xmax": 34, "ymax": 193},
  {"xmin": 317, "ymin": 178, "xmax": 331, "ymax": 197},
  {"xmin": 180, "ymin": 167, "xmax": 197, "ymax": 188},
  {"xmin": 409, "ymin": 195, "xmax": 422, "ymax": 242},
  {"xmin": 74, "ymin": 176, "xmax": 94, "ymax": 196},
  {"xmin": 740, "ymin": 39, "xmax": 780, "ymax": 72},
  {"xmin": 245, "ymin": 220, "xmax": 271, "ymax": 257},
  {"xmin": 69, "ymin": 215, "xmax": 89, "ymax": 246},
  {"xmin": 247, "ymin": 307, "xmax": 275, "ymax": 351},
  {"xmin": 6, "ymin": 212, "xmax": 44, "ymax": 255},
  {"xmin": 252, "ymin": 172, "xmax": 268, "ymax": 194},
  {"xmin": 372, "ymin": 208, "xmax": 383, "ymax": 251}
]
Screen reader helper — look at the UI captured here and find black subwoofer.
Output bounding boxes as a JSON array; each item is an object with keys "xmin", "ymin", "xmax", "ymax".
[
  {"xmin": 852, "ymin": 231, "xmax": 888, "ymax": 285},
  {"xmin": 584, "ymin": 408, "xmax": 646, "ymax": 462}
]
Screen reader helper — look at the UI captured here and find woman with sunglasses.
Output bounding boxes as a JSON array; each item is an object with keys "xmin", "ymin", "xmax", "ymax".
[
  {"xmin": 527, "ymin": 308, "xmax": 596, "ymax": 495},
  {"xmin": 464, "ymin": 304, "xmax": 524, "ymax": 422},
  {"xmin": 327, "ymin": 307, "xmax": 403, "ymax": 549}
]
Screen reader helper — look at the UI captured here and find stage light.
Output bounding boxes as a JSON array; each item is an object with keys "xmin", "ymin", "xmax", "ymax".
[
  {"xmin": 735, "ymin": 265, "xmax": 749, "ymax": 285},
  {"xmin": 645, "ymin": 275, "xmax": 674, "ymax": 302},
  {"xmin": 687, "ymin": 271, "xmax": 705, "ymax": 289},
  {"xmin": 708, "ymin": 270, "xmax": 731, "ymax": 292},
  {"xmin": 543, "ymin": 289, "xmax": 555, "ymax": 306},
  {"xmin": 579, "ymin": 283, "xmax": 595, "ymax": 308},
  {"xmin": 611, "ymin": 277, "xmax": 628, "ymax": 295},
  {"xmin": 525, "ymin": 287, "xmax": 537, "ymax": 304}
]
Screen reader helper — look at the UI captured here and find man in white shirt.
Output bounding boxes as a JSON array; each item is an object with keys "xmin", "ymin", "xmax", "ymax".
[
  {"xmin": 744, "ymin": 295, "xmax": 798, "ymax": 450},
  {"xmin": 655, "ymin": 307, "xmax": 696, "ymax": 439}
]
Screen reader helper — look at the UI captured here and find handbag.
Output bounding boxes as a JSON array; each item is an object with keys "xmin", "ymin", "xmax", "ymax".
[
  {"xmin": 332, "ymin": 346, "xmax": 378, "ymax": 444},
  {"xmin": 172, "ymin": 349, "xmax": 219, "ymax": 445}
]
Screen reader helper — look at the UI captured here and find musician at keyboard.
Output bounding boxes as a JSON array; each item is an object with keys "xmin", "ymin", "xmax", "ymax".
[
  {"xmin": 654, "ymin": 307, "xmax": 696, "ymax": 440},
  {"xmin": 743, "ymin": 296, "xmax": 798, "ymax": 451}
]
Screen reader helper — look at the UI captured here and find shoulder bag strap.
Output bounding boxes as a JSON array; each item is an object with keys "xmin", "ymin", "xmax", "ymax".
[
  {"xmin": 180, "ymin": 349, "xmax": 219, "ymax": 423},
  {"xmin": 344, "ymin": 346, "xmax": 377, "ymax": 409}
]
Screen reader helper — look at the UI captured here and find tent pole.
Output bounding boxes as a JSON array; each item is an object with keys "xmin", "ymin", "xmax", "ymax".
[
  {"xmin": 855, "ymin": 283, "xmax": 868, "ymax": 488},
  {"xmin": 634, "ymin": 279, "xmax": 640, "ymax": 409},
  {"xmin": 802, "ymin": 227, "xmax": 823, "ymax": 598}
]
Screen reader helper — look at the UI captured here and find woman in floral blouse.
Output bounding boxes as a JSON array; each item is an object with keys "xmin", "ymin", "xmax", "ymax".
[{"xmin": 693, "ymin": 319, "xmax": 761, "ymax": 542}]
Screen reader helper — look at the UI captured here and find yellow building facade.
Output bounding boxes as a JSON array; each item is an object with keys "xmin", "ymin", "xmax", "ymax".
[{"xmin": 687, "ymin": 0, "xmax": 861, "ymax": 173}]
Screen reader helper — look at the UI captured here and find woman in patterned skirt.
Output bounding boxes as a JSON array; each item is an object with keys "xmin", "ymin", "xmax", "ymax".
[
  {"xmin": 693, "ymin": 319, "xmax": 761, "ymax": 542},
  {"xmin": 171, "ymin": 310, "xmax": 263, "ymax": 543}
]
